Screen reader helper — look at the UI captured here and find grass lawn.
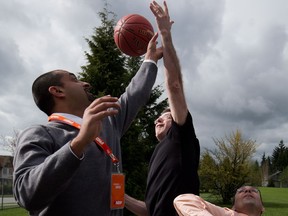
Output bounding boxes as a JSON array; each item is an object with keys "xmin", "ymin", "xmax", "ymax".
[
  {"xmin": 201, "ymin": 187, "xmax": 288, "ymax": 216},
  {"xmin": 259, "ymin": 187, "xmax": 288, "ymax": 216},
  {"xmin": 0, "ymin": 207, "xmax": 27, "ymax": 216},
  {"xmin": 1, "ymin": 187, "xmax": 287, "ymax": 215}
]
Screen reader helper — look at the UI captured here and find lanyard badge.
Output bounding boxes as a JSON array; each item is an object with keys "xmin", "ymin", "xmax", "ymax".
[
  {"xmin": 48, "ymin": 114, "xmax": 125, "ymax": 209},
  {"xmin": 111, "ymin": 173, "xmax": 125, "ymax": 209}
]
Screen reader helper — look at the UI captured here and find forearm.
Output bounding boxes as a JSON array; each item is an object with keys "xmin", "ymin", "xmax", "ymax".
[
  {"xmin": 162, "ymin": 31, "xmax": 188, "ymax": 124},
  {"xmin": 118, "ymin": 62, "xmax": 157, "ymax": 134},
  {"xmin": 125, "ymin": 194, "xmax": 149, "ymax": 216},
  {"xmin": 13, "ymin": 129, "xmax": 81, "ymax": 210},
  {"xmin": 174, "ymin": 194, "xmax": 236, "ymax": 216},
  {"xmin": 162, "ymin": 31, "xmax": 182, "ymax": 81}
]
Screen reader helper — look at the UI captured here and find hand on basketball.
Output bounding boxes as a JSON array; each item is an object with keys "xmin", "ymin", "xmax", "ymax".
[
  {"xmin": 145, "ymin": 32, "xmax": 163, "ymax": 62},
  {"xmin": 150, "ymin": 1, "xmax": 174, "ymax": 35}
]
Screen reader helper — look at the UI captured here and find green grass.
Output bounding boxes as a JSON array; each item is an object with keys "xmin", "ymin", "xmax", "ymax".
[
  {"xmin": 1, "ymin": 187, "xmax": 287, "ymax": 215},
  {"xmin": 201, "ymin": 187, "xmax": 288, "ymax": 216},
  {"xmin": 0, "ymin": 207, "xmax": 27, "ymax": 216},
  {"xmin": 259, "ymin": 187, "xmax": 288, "ymax": 216}
]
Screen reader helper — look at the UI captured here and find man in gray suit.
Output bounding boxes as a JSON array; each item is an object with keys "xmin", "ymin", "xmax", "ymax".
[{"xmin": 13, "ymin": 33, "xmax": 162, "ymax": 216}]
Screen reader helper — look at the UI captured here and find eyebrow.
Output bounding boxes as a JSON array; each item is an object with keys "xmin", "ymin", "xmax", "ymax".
[
  {"xmin": 159, "ymin": 113, "xmax": 171, "ymax": 118},
  {"xmin": 68, "ymin": 73, "xmax": 77, "ymax": 79},
  {"xmin": 237, "ymin": 187, "xmax": 258, "ymax": 191}
]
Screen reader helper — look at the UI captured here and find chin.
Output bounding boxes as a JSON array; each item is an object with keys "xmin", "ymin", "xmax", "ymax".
[{"xmin": 88, "ymin": 95, "xmax": 96, "ymax": 102}]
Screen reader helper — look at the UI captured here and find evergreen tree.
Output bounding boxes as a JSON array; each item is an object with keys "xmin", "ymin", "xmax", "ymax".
[
  {"xmin": 80, "ymin": 6, "xmax": 127, "ymax": 97},
  {"xmin": 78, "ymin": 4, "xmax": 168, "ymax": 215},
  {"xmin": 271, "ymin": 140, "xmax": 288, "ymax": 172},
  {"xmin": 280, "ymin": 166, "xmax": 288, "ymax": 187},
  {"xmin": 248, "ymin": 160, "xmax": 262, "ymax": 186}
]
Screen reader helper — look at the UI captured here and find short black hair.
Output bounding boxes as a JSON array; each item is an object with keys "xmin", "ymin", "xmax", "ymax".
[{"xmin": 32, "ymin": 70, "xmax": 64, "ymax": 116}]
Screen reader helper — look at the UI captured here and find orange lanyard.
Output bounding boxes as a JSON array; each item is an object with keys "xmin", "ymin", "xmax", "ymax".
[{"xmin": 48, "ymin": 114, "xmax": 119, "ymax": 166}]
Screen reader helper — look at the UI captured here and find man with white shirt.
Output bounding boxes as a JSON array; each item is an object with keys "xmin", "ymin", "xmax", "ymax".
[
  {"xmin": 13, "ymin": 33, "xmax": 162, "ymax": 216},
  {"xmin": 174, "ymin": 186, "xmax": 265, "ymax": 216}
]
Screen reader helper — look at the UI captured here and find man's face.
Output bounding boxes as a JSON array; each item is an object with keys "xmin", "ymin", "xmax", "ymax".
[
  {"xmin": 58, "ymin": 71, "xmax": 95, "ymax": 107},
  {"xmin": 154, "ymin": 112, "xmax": 172, "ymax": 141},
  {"xmin": 233, "ymin": 186, "xmax": 264, "ymax": 215}
]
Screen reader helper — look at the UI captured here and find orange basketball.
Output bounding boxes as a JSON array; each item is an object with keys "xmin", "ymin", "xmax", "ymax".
[{"xmin": 114, "ymin": 14, "xmax": 154, "ymax": 57}]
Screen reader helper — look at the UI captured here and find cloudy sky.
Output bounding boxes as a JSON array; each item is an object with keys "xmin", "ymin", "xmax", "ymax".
[{"xmin": 1, "ymin": 0, "xmax": 288, "ymax": 161}]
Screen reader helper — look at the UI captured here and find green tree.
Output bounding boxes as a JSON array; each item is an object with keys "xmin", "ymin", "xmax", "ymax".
[
  {"xmin": 201, "ymin": 129, "xmax": 257, "ymax": 203},
  {"xmin": 199, "ymin": 151, "xmax": 217, "ymax": 192},
  {"xmin": 271, "ymin": 140, "xmax": 288, "ymax": 172},
  {"xmin": 80, "ymin": 6, "xmax": 127, "ymax": 97},
  {"xmin": 247, "ymin": 160, "xmax": 262, "ymax": 186},
  {"xmin": 280, "ymin": 166, "xmax": 288, "ymax": 187},
  {"xmin": 78, "ymin": 5, "xmax": 167, "ymax": 215}
]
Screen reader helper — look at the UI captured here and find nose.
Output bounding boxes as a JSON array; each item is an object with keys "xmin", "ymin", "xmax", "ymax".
[
  {"xmin": 154, "ymin": 117, "xmax": 163, "ymax": 125},
  {"xmin": 243, "ymin": 188, "xmax": 258, "ymax": 193},
  {"xmin": 83, "ymin": 81, "xmax": 92, "ymax": 89}
]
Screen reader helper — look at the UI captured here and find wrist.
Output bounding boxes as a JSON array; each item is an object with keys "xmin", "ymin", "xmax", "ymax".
[{"xmin": 70, "ymin": 137, "xmax": 87, "ymax": 158}]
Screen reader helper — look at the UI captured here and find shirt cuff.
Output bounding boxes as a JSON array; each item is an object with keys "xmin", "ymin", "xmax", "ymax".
[
  {"xmin": 69, "ymin": 145, "xmax": 85, "ymax": 160},
  {"xmin": 143, "ymin": 59, "xmax": 157, "ymax": 66}
]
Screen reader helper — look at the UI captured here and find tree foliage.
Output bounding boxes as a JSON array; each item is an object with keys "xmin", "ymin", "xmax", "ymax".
[
  {"xmin": 199, "ymin": 129, "xmax": 258, "ymax": 203},
  {"xmin": 280, "ymin": 166, "xmax": 288, "ymax": 186},
  {"xmin": 271, "ymin": 140, "xmax": 288, "ymax": 172},
  {"xmin": 78, "ymin": 4, "xmax": 168, "ymax": 214},
  {"xmin": 248, "ymin": 160, "xmax": 262, "ymax": 186},
  {"xmin": 199, "ymin": 152, "xmax": 217, "ymax": 192}
]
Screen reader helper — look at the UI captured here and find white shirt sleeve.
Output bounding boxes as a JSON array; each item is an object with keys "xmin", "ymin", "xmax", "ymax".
[
  {"xmin": 143, "ymin": 59, "xmax": 157, "ymax": 66},
  {"xmin": 174, "ymin": 194, "xmax": 245, "ymax": 216}
]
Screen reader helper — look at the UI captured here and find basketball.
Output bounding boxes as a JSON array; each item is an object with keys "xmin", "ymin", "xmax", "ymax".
[{"xmin": 114, "ymin": 14, "xmax": 154, "ymax": 57}]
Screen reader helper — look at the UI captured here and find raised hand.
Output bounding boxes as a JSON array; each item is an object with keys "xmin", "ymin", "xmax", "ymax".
[{"xmin": 70, "ymin": 95, "xmax": 120, "ymax": 157}]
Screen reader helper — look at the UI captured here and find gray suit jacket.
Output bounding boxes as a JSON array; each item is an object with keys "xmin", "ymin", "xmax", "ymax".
[{"xmin": 13, "ymin": 62, "xmax": 157, "ymax": 216}]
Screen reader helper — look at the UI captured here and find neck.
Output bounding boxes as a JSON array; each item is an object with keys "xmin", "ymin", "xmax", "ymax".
[
  {"xmin": 235, "ymin": 208, "xmax": 262, "ymax": 216},
  {"xmin": 52, "ymin": 107, "xmax": 84, "ymax": 118}
]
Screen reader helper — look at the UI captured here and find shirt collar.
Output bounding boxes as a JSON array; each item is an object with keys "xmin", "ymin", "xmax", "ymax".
[{"xmin": 53, "ymin": 113, "xmax": 83, "ymax": 125}]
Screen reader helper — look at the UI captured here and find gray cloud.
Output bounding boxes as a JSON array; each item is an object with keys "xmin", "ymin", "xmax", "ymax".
[{"xmin": 1, "ymin": 0, "xmax": 288, "ymax": 162}]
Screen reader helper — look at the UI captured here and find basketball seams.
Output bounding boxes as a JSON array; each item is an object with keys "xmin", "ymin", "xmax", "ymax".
[
  {"xmin": 120, "ymin": 34, "xmax": 139, "ymax": 56},
  {"xmin": 121, "ymin": 26, "xmax": 153, "ymax": 41},
  {"xmin": 114, "ymin": 14, "xmax": 154, "ymax": 56},
  {"xmin": 118, "ymin": 30, "xmax": 146, "ymax": 56}
]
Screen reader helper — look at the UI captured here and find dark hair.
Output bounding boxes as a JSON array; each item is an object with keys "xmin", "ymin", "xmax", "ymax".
[
  {"xmin": 161, "ymin": 107, "xmax": 171, "ymax": 114},
  {"xmin": 32, "ymin": 70, "xmax": 64, "ymax": 116}
]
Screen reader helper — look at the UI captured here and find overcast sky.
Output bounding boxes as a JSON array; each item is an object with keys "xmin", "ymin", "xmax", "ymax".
[{"xmin": 1, "ymin": 0, "xmax": 288, "ymax": 161}]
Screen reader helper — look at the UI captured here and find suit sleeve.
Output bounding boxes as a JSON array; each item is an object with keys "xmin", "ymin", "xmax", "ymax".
[
  {"xmin": 13, "ymin": 125, "xmax": 81, "ymax": 211},
  {"xmin": 116, "ymin": 61, "xmax": 157, "ymax": 136}
]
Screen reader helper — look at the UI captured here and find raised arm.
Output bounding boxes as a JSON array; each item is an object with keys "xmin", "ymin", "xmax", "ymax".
[
  {"xmin": 174, "ymin": 194, "xmax": 238, "ymax": 216},
  {"xmin": 150, "ymin": 0, "xmax": 188, "ymax": 125}
]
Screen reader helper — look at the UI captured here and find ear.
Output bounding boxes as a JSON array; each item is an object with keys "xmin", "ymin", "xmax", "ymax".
[
  {"xmin": 261, "ymin": 206, "xmax": 265, "ymax": 214},
  {"xmin": 48, "ymin": 86, "xmax": 64, "ymax": 98}
]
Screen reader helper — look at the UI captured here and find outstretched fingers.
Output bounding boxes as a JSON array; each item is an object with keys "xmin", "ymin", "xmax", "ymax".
[
  {"xmin": 87, "ymin": 95, "xmax": 120, "ymax": 119},
  {"xmin": 163, "ymin": 1, "xmax": 169, "ymax": 16}
]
